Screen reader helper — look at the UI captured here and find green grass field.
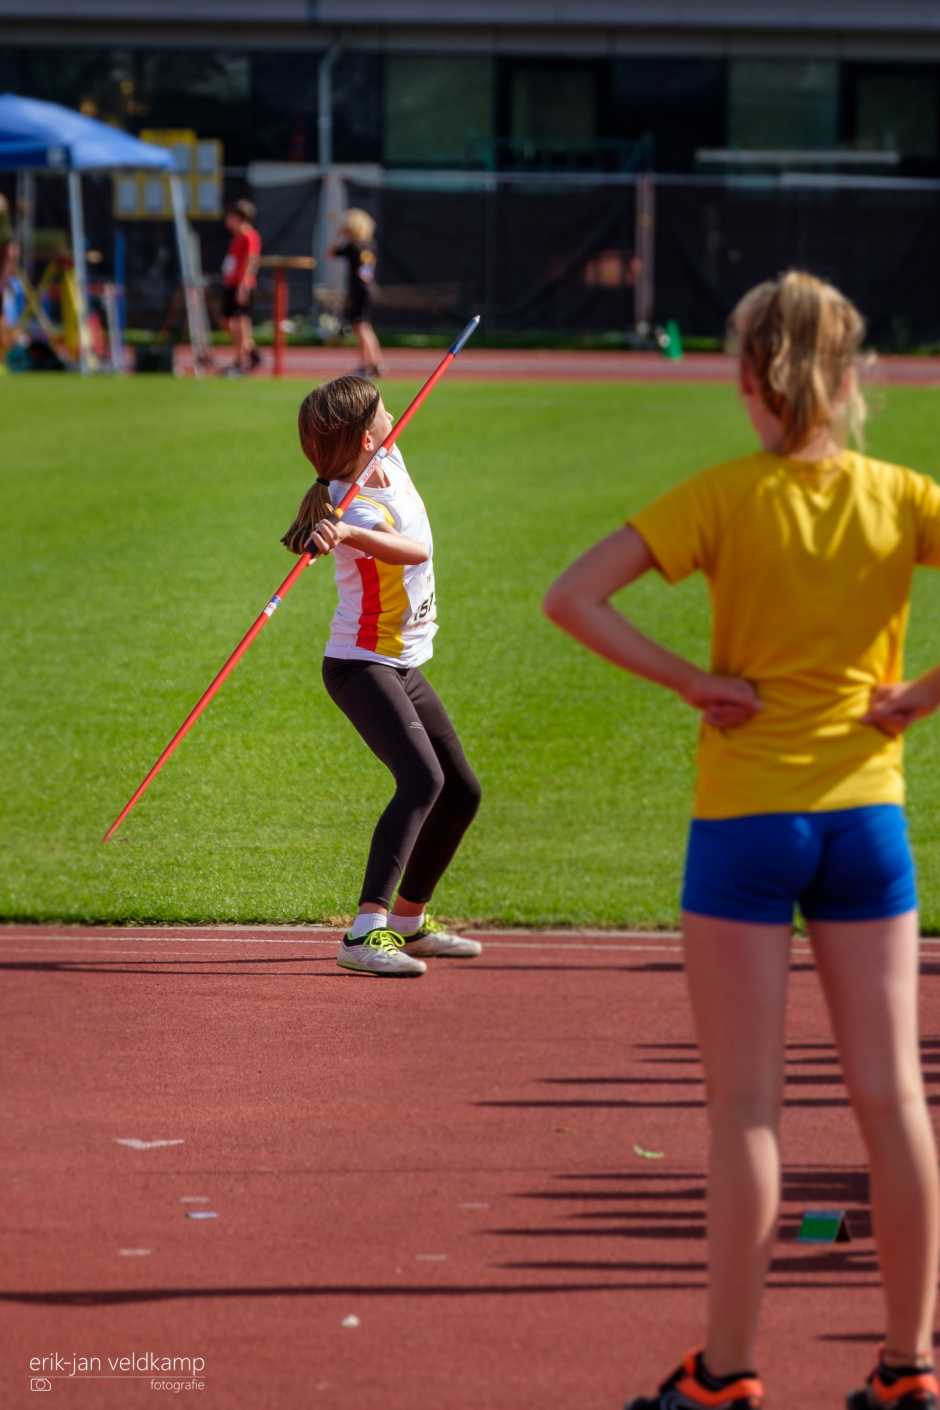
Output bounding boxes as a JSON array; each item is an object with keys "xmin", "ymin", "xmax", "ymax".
[{"xmin": 4, "ymin": 374, "xmax": 940, "ymax": 928}]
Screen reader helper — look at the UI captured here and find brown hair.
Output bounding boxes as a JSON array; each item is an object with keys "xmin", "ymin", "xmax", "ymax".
[
  {"xmin": 281, "ymin": 375, "xmax": 381, "ymax": 554},
  {"xmin": 730, "ymin": 270, "xmax": 867, "ymax": 453},
  {"xmin": 226, "ymin": 198, "xmax": 257, "ymax": 224}
]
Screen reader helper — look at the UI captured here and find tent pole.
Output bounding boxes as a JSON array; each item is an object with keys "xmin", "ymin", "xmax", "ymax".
[
  {"xmin": 67, "ymin": 168, "xmax": 93, "ymax": 376},
  {"xmin": 317, "ymin": 41, "xmax": 343, "ymax": 168},
  {"xmin": 169, "ymin": 173, "xmax": 207, "ymax": 378},
  {"xmin": 634, "ymin": 174, "xmax": 656, "ymax": 330},
  {"xmin": 315, "ymin": 41, "xmax": 344, "ymax": 279},
  {"xmin": 103, "ymin": 283, "xmax": 124, "ymax": 374},
  {"xmin": 16, "ymin": 169, "xmax": 35, "ymax": 281},
  {"xmin": 187, "ymin": 227, "xmax": 214, "ymax": 363}
]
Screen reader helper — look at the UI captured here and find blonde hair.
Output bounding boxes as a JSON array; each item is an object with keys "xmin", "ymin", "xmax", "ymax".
[
  {"xmin": 343, "ymin": 208, "xmax": 375, "ymax": 243},
  {"xmin": 281, "ymin": 375, "xmax": 381, "ymax": 555},
  {"xmin": 730, "ymin": 271, "xmax": 867, "ymax": 453}
]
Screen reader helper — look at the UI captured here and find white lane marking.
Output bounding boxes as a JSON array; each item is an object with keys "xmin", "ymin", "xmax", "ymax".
[
  {"xmin": 186, "ymin": 1211, "xmax": 218, "ymax": 1219},
  {"xmin": 114, "ymin": 1138, "xmax": 184, "ymax": 1151},
  {"xmin": 3, "ymin": 934, "xmax": 939, "ymax": 955},
  {"xmin": 0, "ymin": 926, "xmax": 673, "ymax": 939},
  {"xmin": 118, "ymin": 1248, "xmax": 152, "ymax": 1256},
  {"xmin": 0, "ymin": 935, "xmax": 339, "ymax": 944},
  {"xmin": 180, "ymin": 1196, "xmax": 210, "ymax": 1203},
  {"xmin": 459, "ymin": 1202, "xmax": 490, "ymax": 1208},
  {"xmin": 415, "ymin": 1253, "xmax": 447, "ymax": 1261},
  {"xmin": 480, "ymin": 941, "xmax": 682, "ymax": 953},
  {"xmin": 0, "ymin": 936, "xmax": 680, "ymax": 952},
  {"xmin": 3, "ymin": 919, "xmax": 936, "ymax": 941},
  {"xmin": 0, "ymin": 937, "xmax": 682, "ymax": 954}
]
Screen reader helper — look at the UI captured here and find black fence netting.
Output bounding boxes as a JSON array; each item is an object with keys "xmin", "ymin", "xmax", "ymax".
[
  {"xmin": 348, "ymin": 180, "xmax": 638, "ymax": 334},
  {"xmin": 7, "ymin": 168, "xmax": 940, "ymax": 344},
  {"xmin": 347, "ymin": 179, "xmax": 940, "ymax": 342},
  {"xmin": 253, "ymin": 177, "xmax": 322, "ymax": 317},
  {"xmin": 655, "ymin": 182, "xmax": 940, "ymax": 345}
]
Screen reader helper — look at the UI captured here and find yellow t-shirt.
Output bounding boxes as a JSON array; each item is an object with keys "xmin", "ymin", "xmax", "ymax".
[{"xmin": 629, "ymin": 449, "xmax": 940, "ymax": 819}]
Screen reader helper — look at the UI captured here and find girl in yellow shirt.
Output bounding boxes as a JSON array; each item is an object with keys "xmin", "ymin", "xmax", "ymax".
[{"xmin": 545, "ymin": 272, "xmax": 940, "ymax": 1410}]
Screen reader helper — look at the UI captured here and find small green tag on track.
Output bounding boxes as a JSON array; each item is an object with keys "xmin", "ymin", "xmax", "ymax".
[
  {"xmin": 797, "ymin": 1208, "xmax": 852, "ymax": 1244},
  {"xmin": 633, "ymin": 1145, "xmax": 664, "ymax": 1159}
]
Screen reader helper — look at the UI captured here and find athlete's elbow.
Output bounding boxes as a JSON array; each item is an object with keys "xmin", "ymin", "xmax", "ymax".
[{"xmin": 542, "ymin": 582, "xmax": 571, "ymax": 627}]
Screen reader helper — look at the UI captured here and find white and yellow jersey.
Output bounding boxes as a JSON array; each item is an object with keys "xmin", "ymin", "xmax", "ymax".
[{"xmin": 323, "ymin": 447, "xmax": 437, "ymax": 667}]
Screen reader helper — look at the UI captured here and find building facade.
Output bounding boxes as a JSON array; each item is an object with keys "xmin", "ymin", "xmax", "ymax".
[
  {"xmin": 2, "ymin": 2, "xmax": 940, "ymax": 174},
  {"xmin": 5, "ymin": 2, "xmax": 940, "ymax": 341}
]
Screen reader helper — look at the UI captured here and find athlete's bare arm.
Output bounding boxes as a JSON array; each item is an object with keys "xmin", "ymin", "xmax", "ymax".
[
  {"xmin": 543, "ymin": 524, "xmax": 761, "ymax": 730},
  {"xmin": 311, "ymin": 516, "xmax": 428, "ymax": 566}
]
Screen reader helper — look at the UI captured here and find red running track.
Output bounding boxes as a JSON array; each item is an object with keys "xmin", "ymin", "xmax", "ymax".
[
  {"xmin": 3, "ymin": 925, "xmax": 940, "ymax": 1408},
  {"xmin": 174, "ymin": 345, "xmax": 940, "ymax": 385}
]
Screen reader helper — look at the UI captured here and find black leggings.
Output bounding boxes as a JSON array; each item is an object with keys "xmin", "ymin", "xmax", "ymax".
[{"xmin": 321, "ymin": 657, "xmax": 481, "ymax": 908}]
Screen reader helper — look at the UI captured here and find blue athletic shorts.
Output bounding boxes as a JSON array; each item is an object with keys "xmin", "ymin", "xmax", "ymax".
[{"xmin": 682, "ymin": 805, "xmax": 917, "ymax": 925}]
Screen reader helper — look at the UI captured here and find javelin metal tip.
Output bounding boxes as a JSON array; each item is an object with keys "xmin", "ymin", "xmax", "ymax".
[{"xmin": 448, "ymin": 316, "xmax": 482, "ymax": 357}]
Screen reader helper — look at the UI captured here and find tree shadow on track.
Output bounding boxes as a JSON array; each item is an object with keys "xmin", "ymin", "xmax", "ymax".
[
  {"xmin": 0, "ymin": 1280, "xmax": 710, "ymax": 1307},
  {"xmin": 480, "ymin": 1098, "xmax": 708, "ymax": 1109},
  {"xmin": 463, "ymin": 1030, "xmax": 893, "ymax": 1289},
  {"xmin": 494, "ymin": 1222, "xmax": 708, "ymax": 1239},
  {"xmin": 485, "ymin": 1156, "xmax": 875, "ymax": 1287},
  {"xmin": 480, "ymin": 1037, "xmax": 940, "ymax": 1115},
  {"xmin": 451, "ymin": 964, "xmax": 687, "ymax": 974},
  {"xmin": 819, "ymin": 1333, "xmax": 940, "ymax": 1345},
  {"xmin": 0, "ymin": 959, "xmax": 343, "ymax": 977}
]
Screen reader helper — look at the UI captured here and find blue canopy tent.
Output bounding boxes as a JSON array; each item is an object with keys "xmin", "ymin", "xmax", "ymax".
[{"xmin": 0, "ymin": 94, "xmax": 209, "ymax": 374}]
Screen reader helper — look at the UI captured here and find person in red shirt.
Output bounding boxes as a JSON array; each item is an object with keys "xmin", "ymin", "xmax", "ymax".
[{"xmin": 220, "ymin": 199, "xmax": 261, "ymax": 376}]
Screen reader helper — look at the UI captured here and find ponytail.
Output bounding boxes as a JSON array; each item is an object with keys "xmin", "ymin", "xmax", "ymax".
[
  {"xmin": 730, "ymin": 271, "xmax": 867, "ymax": 454},
  {"xmin": 281, "ymin": 477, "xmax": 334, "ymax": 556}
]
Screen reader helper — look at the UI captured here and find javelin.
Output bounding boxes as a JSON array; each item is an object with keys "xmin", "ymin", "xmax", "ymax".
[{"xmin": 103, "ymin": 315, "xmax": 481, "ymax": 843}]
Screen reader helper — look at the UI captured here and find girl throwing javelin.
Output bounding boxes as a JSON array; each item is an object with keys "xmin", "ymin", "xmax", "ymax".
[
  {"xmin": 283, "ymin": 375, "xmax": 482, "ymax": 977},
  {"xmin": 545, "ymin": 272, "xmax": 940, "ymax": 1410}
]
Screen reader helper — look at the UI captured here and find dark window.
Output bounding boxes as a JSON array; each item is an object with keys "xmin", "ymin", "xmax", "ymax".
[
  {"xmin": 728, "ymin": 60, "xmax": 839, "ymax": 150},
  {"xmin": 841, "ymin": 64, "xmax": 940, "ymax": 174},
  {"xmin": 384, "ymin": 55, "xmax": 494, "ymax": 166},
  {"xmin": 250, "ymin": 52, "xmax": 321, "ymax": 164},
  {"xmin": 610, "ymin": 59, "xmax": 726, "ymax": 172},
  {"xmin": 857, "ymin": 73, "xmax": 938, "ymax": 158},
  {"xmin": 511, "ymin": 67, "xmax": 595, "ymax": 143},
  {"xmin": 135, "ymin": 51, "xmax": 254, "ymax": 162},
  {"xmin": 1, "ymin": 47, "xmax": 257, "ymax": 163},
  {"xmin": 332, "ymin": 52, "xmax": 383, "ymax": 165}
]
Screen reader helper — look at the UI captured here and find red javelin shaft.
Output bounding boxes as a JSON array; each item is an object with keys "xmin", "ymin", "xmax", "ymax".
[{"xmin": 103, "ymin": 315, "xmax": 480, "ymax": 843}]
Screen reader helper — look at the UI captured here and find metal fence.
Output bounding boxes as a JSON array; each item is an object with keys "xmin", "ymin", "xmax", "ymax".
[
  {"xmin": 255, "ymin": 166, "xmax": 940, "ymax": 344},
  {"xmin": 8, "ymin": 164, "xmax": 940, "ymax": 344}
]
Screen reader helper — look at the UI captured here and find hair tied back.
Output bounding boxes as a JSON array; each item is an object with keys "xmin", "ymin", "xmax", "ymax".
[{"xmin": 729, "ymin": 270, "xmax": 867, "ymax": 454}]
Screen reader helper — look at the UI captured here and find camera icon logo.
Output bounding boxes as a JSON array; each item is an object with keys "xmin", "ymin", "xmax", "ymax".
[{"xmin": 30, "ymin": 1379, "xmax": 52, "ymax": 1391}]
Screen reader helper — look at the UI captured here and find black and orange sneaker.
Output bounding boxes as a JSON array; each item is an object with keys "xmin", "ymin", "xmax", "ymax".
[
  {"xmin": 848, "ymin": 1352, "xmax": 939, "ymax": 1410},
  {"xmin": 626, "ymin": 1349, "xmax": 763, "ymax": 1410}
]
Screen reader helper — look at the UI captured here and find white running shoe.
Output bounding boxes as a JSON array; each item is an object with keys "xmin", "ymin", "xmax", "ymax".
[
  {"xmin": 400, "ymin": 926, "xmax": 482, "ymax": 959},
  {"xmin": 336, "ymin": 929, "xmax": 427, "ymax": 977}
]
